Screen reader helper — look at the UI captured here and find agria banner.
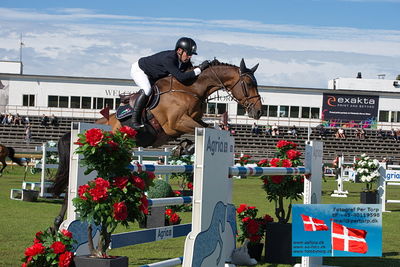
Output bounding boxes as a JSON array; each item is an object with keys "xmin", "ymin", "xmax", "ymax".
[{"xmin": 322, "ymin": 93, "xmax": 379, "ymax": 128}]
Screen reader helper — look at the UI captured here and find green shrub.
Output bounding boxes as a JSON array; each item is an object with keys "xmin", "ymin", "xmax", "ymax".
[{"xmin": 147, "ymin": 179, "xmax": 173, "ymax": 198}]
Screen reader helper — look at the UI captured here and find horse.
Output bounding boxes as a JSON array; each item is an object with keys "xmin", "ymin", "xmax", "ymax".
[
  {"xmin": 50, "ymin": 58, "xmax": 262, "ymax": 231},
  {"xmin": 0, "ymin": 144, "xmax": 24, "ymax": 176}
]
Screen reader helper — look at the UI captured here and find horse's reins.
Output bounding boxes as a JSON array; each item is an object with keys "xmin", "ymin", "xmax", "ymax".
[{"xmin": 208, "ymin": 65, "xmax": 261, "ymax": 110}]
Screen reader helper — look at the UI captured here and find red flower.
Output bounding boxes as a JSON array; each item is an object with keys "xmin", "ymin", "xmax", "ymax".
[
  {"xmin": 107, "ymin": 140, "xmax": 119, "ymax": 150},
  {"xmin": 35, "ymin": 231, "xmax": 43, "ymax": 239},
  {"xmin": 58, "ymin": 251, "xmax": 73, "ymax": 267},
  {"xmin": 146, "ymin": 171, "xmax": 155, "ymax": 180},
  {"xmin": 174, "ymin": 190, "xmax": 181, "ymax": 196},
  {"xmin": 165, "ymin": 209, "xmax": 174, "ymax": 216},
  {"xmin": 237, "ymin": 204, "xmax": 247, "ymax": 214},
  {"xmin": 269, "ymin": 158, "xmax": 281, "ymax": 167},
  {"xmin": 271, "ymin": 175, "xmax": 284, "ymax": 184},
  {"xmin": 187, "ymin": 182, "xmax": 193, "ymax": 190},
  {"xmin": 94, "ymin": 177, "xmax": 110, "ymax": 188},
  {"xmin": 257, "ymin": 159, "xmax": 269, "ymax": 166},
  {"xmin": 139, "ymin": 194, "xmax": 148, "ymax": 214},
  {"xmin": 78, "ymin": 184, "xmax": 90, "ymax": 200},
  {"xmin": 169, "ymin": 213, "xmax": 180, "ymax": 224},
  {"xmin": 113, "ymin": 202, "xmax": 128, "ymax": 221},
  {"xmin": 131, "ymin": 175, "xmax": 145, "ymax": 190},
  {"xmin": 262, "ymin": 178, "xmax": 268, "ymax": 184},
  {"xmin": 263, "ymin": 214, "xmax": 274, "ymax": 222},
  {"xmin": 242, "ymin": 217, "xmax": 251, "ymax": 223},
  {"xmin": 25, "ymin": 243, "xmax": 45, "ymax": 257},
  {"xmin": 33, "ymin": 238, "xmax": 41, "ymax": 244},
  {"xmin": 286, "ymin": 149, "xmax": 301, "ymax": 160},
  {"xmin": 119, "ymin": 126, "xmax": 137, "ymax": 138},
  {"xmin": 249, "ymin": 235, "xmax": 262, "ymax": 243},
  {"xmin": 281, "ymin": 159, "xmax": 292, "ymax": 167},
  {"xmin": 113, "ymin": 176, "xmax": 129, "ymax": 190},
  {"xmin": 51, "ymin": 241, "xmax": 66, "ymax": 254},
  {"xmin": 246, "ymin": 219, "xmax": 260, "ymax": 234},
  {"xmin": 89, "ymin": 186, "xmax": 108, "ymax": 202},
  {"xmin": 60, "ymin": 229, "xmax": 73, "ymax": 239},
  {"xmin": 248, "ymin": 206, "xmax": 256, "ymax": 210},
  {"xmin": 85, "ymin": 128, "xmax": 104, "ymax": 146}
]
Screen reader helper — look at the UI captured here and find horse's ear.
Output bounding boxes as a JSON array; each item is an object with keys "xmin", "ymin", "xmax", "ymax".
[
  {"xmin": 250, "ymin": 63, "xmax": 259, "ymax": 74},
  {"xmin": 240, "ymin": 58, "xmax": 246, "ymax": 73}
]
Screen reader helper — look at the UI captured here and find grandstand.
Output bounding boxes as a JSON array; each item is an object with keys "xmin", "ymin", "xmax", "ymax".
[{"xmin": 1, "ymin": 115, "xmax": 399, "ymax": 164}]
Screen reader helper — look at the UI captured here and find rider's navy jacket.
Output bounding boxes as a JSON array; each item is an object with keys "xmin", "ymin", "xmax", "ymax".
[{"xmin": 138, "ymin": 50, "xmax": 195, "ymax": 85}]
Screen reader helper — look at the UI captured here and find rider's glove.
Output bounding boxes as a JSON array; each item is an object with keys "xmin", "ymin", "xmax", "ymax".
[{"xmin": 199, "ymin": 60, "xmax": 210, "ymax": 71}]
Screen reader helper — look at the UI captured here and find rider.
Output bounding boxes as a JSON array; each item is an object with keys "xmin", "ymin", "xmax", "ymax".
[{"xmin": 130, "ymin": 37, "xmax": 210, "ymax": 129}]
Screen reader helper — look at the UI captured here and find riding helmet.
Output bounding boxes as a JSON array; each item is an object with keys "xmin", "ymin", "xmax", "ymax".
[{"xmin": 175, "ymin": 37, "xmax": 197, "ymax": 56}]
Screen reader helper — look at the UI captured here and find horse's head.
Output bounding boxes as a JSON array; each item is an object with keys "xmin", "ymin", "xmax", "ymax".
[{"xmin": 231, "ymin": 59, "xmax": 262, "ymax": 120}]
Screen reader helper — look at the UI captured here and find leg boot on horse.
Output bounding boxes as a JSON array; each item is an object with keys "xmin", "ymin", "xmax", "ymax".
[{"xmin": 131, "ymin": 89, "xmax": 149, "ymax": 130}]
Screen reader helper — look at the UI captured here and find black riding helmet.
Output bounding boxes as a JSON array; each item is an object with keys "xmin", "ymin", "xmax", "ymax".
[{"xmin": 175, "ymin": 37, "xmax": 197, "ymax": 56}]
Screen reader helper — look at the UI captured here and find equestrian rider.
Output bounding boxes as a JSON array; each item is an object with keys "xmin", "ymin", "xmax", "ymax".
[{"xmin": 130, "ymin": 37, "xmax": 210, "ymax": 129}]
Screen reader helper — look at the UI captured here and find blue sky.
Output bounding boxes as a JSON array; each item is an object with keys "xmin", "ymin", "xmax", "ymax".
[{"xmin": 0, "ymin": 0, "xmax": 399, "ymax": 88}]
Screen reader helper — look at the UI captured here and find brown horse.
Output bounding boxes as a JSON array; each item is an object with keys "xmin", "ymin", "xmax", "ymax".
[
  {"xmin": 50, "ymin": 58, "xmax": 262, "ymax": 231},
  {"xmin": 97, "ymin": 58, "xmax": 262, "ymax": 147},
  {"xmin": 0, "ymin": 144, "xmax": 24, "ymax": 176}
]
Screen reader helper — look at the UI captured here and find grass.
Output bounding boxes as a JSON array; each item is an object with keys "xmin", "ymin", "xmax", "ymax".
[{"xmin": 1, "ymin": 167, "xmax": 399, "ymax": 266}]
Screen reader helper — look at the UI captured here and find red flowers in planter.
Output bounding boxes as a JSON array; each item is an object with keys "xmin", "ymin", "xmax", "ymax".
[
  {"xmin": 165, "ymin": 209, "xmax": 182, "ymax": 225},
  {"xmin": 236, "ymin": 204, "xmax": 273, "ymax": 245},
  {"xmin": 22, "ymin": 228, "xmax": 75, "ymax": 267}
]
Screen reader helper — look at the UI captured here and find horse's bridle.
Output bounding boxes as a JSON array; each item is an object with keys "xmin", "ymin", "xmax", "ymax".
[{"xmin": 208, "ymin": 65, "xmax": 261, "ymax": 111}]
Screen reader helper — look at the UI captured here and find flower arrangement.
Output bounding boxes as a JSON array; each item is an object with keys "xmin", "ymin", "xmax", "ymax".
[
  {"xmin": 169, "ymin": 154, "xmax": 194, "ymax": 191},
  {"xmin": 237, "ymin": 154, "xmax": 252, "ymax": 166},
  {"xmin": 236, "ymin": 204, "xmax": 273, "ymax": 244},
  {"xmin": 165, "ymin": 208, "xmax": 182, "ymax": 225},
  {"xmin": 257, "ymin": 140, "xmax": 304, "ymax": 224},
  {"xmin": 72, "ymin": 126, "xmax": 155, "ymax": 257},
  {"xmin": 21, "ymin": 228, "xmax": 75, "ymax": 267},
  {"xmin": 354, "ymin": 153, "xmax": 380, "ymax": 192}
]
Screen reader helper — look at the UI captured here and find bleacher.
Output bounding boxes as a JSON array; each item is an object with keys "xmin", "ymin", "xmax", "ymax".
[{"xmin": 1, "ymin": 117, "xmax": 399, "ymax": 163}]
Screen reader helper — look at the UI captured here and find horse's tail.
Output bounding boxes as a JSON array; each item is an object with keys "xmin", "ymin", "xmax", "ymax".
[
  {"xmin": 51, "ymin": 132, "xmax": 71, "ymax": 196},
  {"xmin": 7, "ymin": 147, "xmax": 23, "ymax": 166}
]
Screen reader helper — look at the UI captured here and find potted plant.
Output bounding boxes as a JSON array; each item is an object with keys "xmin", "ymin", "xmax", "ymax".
[
  {"xmin": 169, "ymin": 154, "xmax": 194, "ymax": 195},
  {"xmin": 354, "ymin": 153, "xmax": 380, "ymax": 204},
  {"xmin": 236, "ymin": 154, "xmax": 252, "ymax": 179},
  {"xmin": 257, "ymin": 140, "xmax": 303, "ymax": 264},
  {"xmin": 21, "ymin": 228, "xmax": 75, "ymax": 267},
  {"xmin": 165, "ymin": 208, "xmax": 182, "ymax": 226},
  {"xmin": 72, "ymin": 126, "xmax": 155, "ymax": 266},
  {"xmin": 236, "ymin": 204, "xmax": 273, "ymax": 261}
]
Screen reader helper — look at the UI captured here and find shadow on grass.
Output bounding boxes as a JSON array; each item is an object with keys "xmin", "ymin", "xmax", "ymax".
[{"xmin": 324, "ymin": 257, "xmax": 400, "ymax": 267}]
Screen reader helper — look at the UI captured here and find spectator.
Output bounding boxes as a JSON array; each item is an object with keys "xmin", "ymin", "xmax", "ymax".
[
  {"xmin": 251, "ymin": 122, "xmax": 260, "ymax": 135},
  {"xmin": 24, "ymin": 123, "xmax": 32, "ymax": 143},
  {"xmin": 50, "ymin": 114, "xmax": 59, "ymax": 127},
  {"xmin": 0, "ymin": 113, "xmax": 4, "ymax": 124},
  {"xmin": 272, "ymin": 123, "xmax": 280, "ymax": 137},
  {"xmin": 360, "ymin": 128, "xmax": 366, "ymax": 139},
  {"xmin": 389, "ymin": 128, "xmax": 398, "ymax": 141},
  {"xmin": 316, "ymin": 124, "xmax": 327, "ymax": 138},
  {"xmin": 265, "ymin": 124, "xmax": 272, "ymax": 136},
  {"xmin": 355, "ymin": 128, "xmax": 362, "ymax": 139},
  {"xmin": 13, "ymin": 113, "xmax": 21, "ymax": 125},
  {"xmin": 335, "ymin": 128, "xmax": 346, "ymax": 139},
  {"xmin": 40, "ymin": 114, "xmax": 49, "ymax": 127},
  {"xmin": 377, "ymin": 128, "xmax": 386, "ymax": 139},
  {"xmin": 22, "ymin": 116, "xmax": 30, "ymax": 125},
  {"xmin": 290, "ymin": 125, "xmax": 298, "ymax": 137}
]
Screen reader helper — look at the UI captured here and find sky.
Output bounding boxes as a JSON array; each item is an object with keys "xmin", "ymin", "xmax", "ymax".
[{"xmin": 0, "ymin": 0, "xmax": 399, "ymax": 88}]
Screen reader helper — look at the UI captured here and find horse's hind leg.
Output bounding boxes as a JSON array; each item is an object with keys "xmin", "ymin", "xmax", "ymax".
[{"xmin": 0, "ymin": 159, "xmax": 6, "ymax": 176}]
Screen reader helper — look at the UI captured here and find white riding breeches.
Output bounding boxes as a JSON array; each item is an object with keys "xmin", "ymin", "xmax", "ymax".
[{"xmin": 130, "ymin": 61, "xmax": 152, "ymax": 96}]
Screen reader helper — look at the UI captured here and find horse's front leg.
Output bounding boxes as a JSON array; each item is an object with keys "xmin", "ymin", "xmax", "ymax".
[{"xmin": 0, "ymin": 160, "xmax": 6, "ymax": 176}]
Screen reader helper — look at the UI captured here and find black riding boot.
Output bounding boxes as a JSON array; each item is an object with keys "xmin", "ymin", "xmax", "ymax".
[{"xmin": 131, "ymin": 90, "xmax": 149, "ymax": 129}]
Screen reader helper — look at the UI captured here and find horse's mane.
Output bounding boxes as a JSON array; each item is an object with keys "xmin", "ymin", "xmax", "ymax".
[{"xmin": 208, "ymin": 59, "xmax": 237, "ymax": 68}]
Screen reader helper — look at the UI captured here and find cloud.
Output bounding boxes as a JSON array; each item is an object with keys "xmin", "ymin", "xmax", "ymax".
[{"xmin": 0, "ymin": 7, "xmax": 399, "ymax": 88}]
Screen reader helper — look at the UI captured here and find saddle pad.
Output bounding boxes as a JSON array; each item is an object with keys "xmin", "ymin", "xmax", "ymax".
[{"xmin": 116, "ymin": 105, "xmax": 134, "ymax": 120}]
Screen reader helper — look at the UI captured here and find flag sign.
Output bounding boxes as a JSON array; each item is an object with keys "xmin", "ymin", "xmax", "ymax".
[
  {"xmin": 332, "ymin": 222, "xmax": 368, "ymax": 254},
  {"xmin": 301, "ymin": 214, "xmax": 328, "ymax": 231},
  {"xmin": 292, "ymin": 204, "xmax": 381, "ymax": 257}
]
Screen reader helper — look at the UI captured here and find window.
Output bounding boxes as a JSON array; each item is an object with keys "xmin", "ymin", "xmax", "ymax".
[
  {"xmin": 48, "ymin": 96, "xmax": 58, "ymax": 107},
  {"xmin": 290, "ymin": 106, "xmax": 299, "ymax": 118},
  {"xmin": 379, "ymin": 110, "xmax": 389, "ymax": 122},
  {"xmin": 71, "ymin": 96, "xmax": 80, "ymax": 108},
  {"xmin": 59, "ymin": 96, "xmax": 69, "ymax": 108},
  {"xmin": 301, "ymin": 107, "xmax": 310, "ymax": 118},
  {"xmin": 22, "ymin": 94, "xmax": 35, "ymax": 107},
  {"xmin": 237, "ymin": 104, "xmax": 246, "ymax": 115},
  {"xmin": 390, "ymin": 111, "xmax": 400, "ymax": 123},
  {"xmin": 82, "ymin": 97, "xmax": 91, "ymax": 109},
  {"xmin": 216, "ymin": 103, "xmax": 227, "ymax": 114},
  {"xmin": 104, "ymin": 98, "xmax": 114, "ymax": 110},
  {"xmin": 268, "ymin": 105, "xmax": 278, "ymax": 117},
  {"xmin": 279, "ymin": 106, "xmax": 289, "ymax": 117},
  {"xmin": 207, "ymin": 103, "xmax": 216, "ymax": 114},
  {"xmin": 262, "ymin": 105, "xmax": 268, "ymax": 116},
  {"xmin": 311, "ymin": 108, "xmax": 320, "ymax": 119}
]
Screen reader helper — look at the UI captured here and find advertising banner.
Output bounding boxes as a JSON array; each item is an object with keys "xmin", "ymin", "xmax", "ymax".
[
  {"xmin": 292, "ymin": 204, "xmax": 382, "ymax": 257},
  {"xmin": 322, "ymin": 93, "xmax": 379, "ymax": 128}
]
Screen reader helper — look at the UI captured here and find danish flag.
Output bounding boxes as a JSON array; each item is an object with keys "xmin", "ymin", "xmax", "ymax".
[
  {"xmin": 332, "ymin": 222, "xmax": 368, "ymax": 254},
  {"xmin": 300, "ymin": 214, "xmax": 328, "ymax": 231}
]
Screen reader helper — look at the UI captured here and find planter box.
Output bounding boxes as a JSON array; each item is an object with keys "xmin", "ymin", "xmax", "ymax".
[
  {"xmin": 22, "ymin": 189, "xmax": 39, "ymax": 202},
  {"xmin": 360, "ymin": 191, "xmax": 377, "ymax": 204},
  {"xmin": 73, "ymin": 255, "xmax": 128, "ymax": 267},
  {"xmin": 247, "ymin": 242, "xmax": 264, "ymax": 261},
  {"xmin": 139, "ymin": 206, "xmax": 165, "ymax": 228},
  {"xmin": 265, "ymin": 222, "xmax": 295, "ymax": 264},
  {"xmin": 178, "ymin": 190, "xmax": 193, "ymax": 196}
]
